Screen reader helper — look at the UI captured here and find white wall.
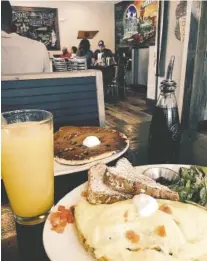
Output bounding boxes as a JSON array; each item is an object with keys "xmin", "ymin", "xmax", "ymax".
[
  {"xmin": 138, "ymin": 48, "xmax": 149, "ymax": 86},
  {"xmin": 163, "ymin": 1, "xmax": 185, "ymax": 99},
  {"xmin": 147, "ymin": 1, "xmax": 186, "ymax": 102},
  {"xmin": 132, "ymin": 48, "xmax": 149, "ymax": 87},
  {"xmin": 147, "ymin": 46, "xmax": 156, "ymax": 100},
  {"xmin": 11, "ymin": 1, "xmax": 115, "ymax": 54}
]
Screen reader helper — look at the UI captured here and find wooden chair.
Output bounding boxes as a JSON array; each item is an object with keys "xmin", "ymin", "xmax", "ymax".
[
  {"xmin": 53, "ymin": 57, "xmax": 67, "ymax": 72},
  {"xmin": 2, "ymin": 70, "xmax": 105, "ymax": 131}
]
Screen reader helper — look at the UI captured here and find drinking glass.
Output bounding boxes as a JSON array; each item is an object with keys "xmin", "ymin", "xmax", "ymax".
[{"xmin": 1, "ymin": 109, "xmax": 54, "ymax": 225}]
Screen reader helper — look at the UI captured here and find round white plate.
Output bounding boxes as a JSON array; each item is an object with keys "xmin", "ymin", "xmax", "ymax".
[
  {"xmin": 54, "ymin": 141, "xmax": 129, "ymax": 176},
  {"xmin": 43, "ymin": 182, "xmax": 91, "ymax": 261},
  {"xmin": 43, "ymin": 164, "xmax": 189, "ymax": 261}
]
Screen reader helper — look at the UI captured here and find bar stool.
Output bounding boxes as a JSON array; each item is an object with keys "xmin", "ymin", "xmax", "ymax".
[
  {"xmin": 105, "ymin": 65, "xmax": 119, "ymax": 103},
  {"xmin": 117, "ymin": 57, "xmax": 129, "ymax": 100},
  {"xmin": 106, "ymin": 66, "xmax": 118, "ymax": 96}
]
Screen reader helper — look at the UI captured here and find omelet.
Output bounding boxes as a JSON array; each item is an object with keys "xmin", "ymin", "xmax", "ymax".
[{"xmin": 75, "ymin": 199, "xmax": 207, "ymax": 261}]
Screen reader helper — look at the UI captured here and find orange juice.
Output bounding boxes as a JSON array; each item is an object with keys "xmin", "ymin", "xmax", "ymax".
[{"xmin": 1, "ymin": 121, "xmax": 54, "ymax": 217}]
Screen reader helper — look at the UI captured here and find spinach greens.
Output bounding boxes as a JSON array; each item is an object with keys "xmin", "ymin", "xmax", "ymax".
[{"xmin": 170, "ymin": 166, "xmax": 207, "ymax": 207}]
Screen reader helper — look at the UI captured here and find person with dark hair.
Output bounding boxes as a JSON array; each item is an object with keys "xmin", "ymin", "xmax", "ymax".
[
  {"xmin": 79, "ymin": 32, "xmax": 91, "ymax": 52},
  {"xmin": 79, "ymin": 39, "xmax": 90, "ymax": 52},
  {"xmin": 77, "ymin": 42, "xmax": 94, "ymax": 67},
  {"xmin": 71, "ymin": 46, "xmax": 77, "ymax": 58},
  {"xmin": 1, "ymin": 1, "xmax": 50, "ymax": 74}
]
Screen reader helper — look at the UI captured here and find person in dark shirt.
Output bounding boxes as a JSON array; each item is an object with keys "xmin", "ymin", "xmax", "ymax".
[
  {"xmin": 77, "ymin": 41, "xmax": 94, "ymax": 67},
  {"xmin": 79, "ymin": 32, "xmax": 90, "ymax": 51},
  {"xmin": 76, "ymin": 45, "xmax": 85, "ymax": 57},
  {"xmin": 85, "ymin": 48, "xmax": 94, "ymax": 67},
  {"xmin": 94, "ymin": 40, "xmax": 114, "ymax": 64}
]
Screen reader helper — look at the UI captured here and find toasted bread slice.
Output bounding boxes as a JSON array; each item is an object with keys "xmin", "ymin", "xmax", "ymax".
[
  {"xmin": 87, "ymin": 163, "xmax": 132, "ymax": 204},
  {"xmin": 104, "ymin": 158, "xmax": 179, "ymax": 201}
]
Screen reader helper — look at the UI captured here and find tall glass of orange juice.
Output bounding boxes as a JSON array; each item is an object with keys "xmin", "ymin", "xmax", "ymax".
[{"xmin": 1, "ymin": 109, "xmax": 54, "ymax": 225}]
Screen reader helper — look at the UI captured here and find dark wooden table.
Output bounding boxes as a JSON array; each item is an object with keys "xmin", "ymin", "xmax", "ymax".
[{"xmin": 2, "ymin": 129, "xmax": 207, "ymax": 261}]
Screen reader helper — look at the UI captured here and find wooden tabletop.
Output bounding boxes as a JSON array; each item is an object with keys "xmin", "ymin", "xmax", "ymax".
[{"xmin": 1, "ymin": 128, "xmax": 207, "ymax": 261}]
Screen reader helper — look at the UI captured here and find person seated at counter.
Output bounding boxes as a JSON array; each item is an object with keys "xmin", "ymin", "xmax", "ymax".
[
  {"xmin": 1, "ymin": 1, "xmax": 50, "ymax": 74},
  {"xmin": 94, "ymin": 40, "xmax": 115, "ymax": 65},
  {"xmin": 71, "ymin": 46, "xmax": 77, "ymax": 58},
  {"xmin": 60, "ymin": 47, "xmax": 71, "ymax": 59}
]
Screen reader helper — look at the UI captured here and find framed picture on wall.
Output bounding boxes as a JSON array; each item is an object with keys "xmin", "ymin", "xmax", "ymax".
[
  {"xmin": 115, "ymin": 0, "xmax": 159, "ymax": 49},
  {"xmin": 12, "ymin": 6, "xmax": 60, "ymax": 50}
]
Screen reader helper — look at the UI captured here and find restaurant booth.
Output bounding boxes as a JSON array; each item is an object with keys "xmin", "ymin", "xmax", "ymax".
[
  {"xmin": 1, "ymin": 1, "xmax": 207, "ymax": 261},
  {"xmin": 2, "ymin": 70, "xmax": 105, "ymax": 131}
]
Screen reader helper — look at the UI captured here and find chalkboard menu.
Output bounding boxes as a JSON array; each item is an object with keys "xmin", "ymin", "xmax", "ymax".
[
  {"xmin": 115, "ymin": 1, "xmax": 158, "ymax": 49},
  {"xmin": 12, "ymin": 6, "xmax": 60, "ymax": 50}
]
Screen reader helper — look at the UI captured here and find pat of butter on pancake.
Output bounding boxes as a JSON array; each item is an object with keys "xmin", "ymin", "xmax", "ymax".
[{"xmin": 83, "ymin": 136, "xmax": 101, "ymax": 147}]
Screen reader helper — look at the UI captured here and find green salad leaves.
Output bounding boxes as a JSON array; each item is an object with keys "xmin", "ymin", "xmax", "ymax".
[{"xmin": 170, "ymin": 166, "xmax": 207, "ymax": 207}]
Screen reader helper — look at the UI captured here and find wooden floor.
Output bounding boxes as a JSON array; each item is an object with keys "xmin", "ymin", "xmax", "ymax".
[
  {"xmin": 105, "ymin": 91, "xmax": 153, "ymax": 165},
  {"xmin": 105, "ymin": 90, "xmax": 207, "ymax": 167}
]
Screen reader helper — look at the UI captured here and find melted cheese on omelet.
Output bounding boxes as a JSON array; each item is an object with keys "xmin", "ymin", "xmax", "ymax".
[{"xmin": 75, "ymin": 199, "xmax": 207, "ymax": 261}]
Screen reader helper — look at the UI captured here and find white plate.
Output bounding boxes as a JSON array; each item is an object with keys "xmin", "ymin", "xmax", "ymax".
[
  {"xmin": 43, "ymin": 182, "xmax": 91, "ymax": 261},
  {"xmin": 43, "ymin": 164, "xmax": 189, "ymax": 261},
  {"xmin": 54, "ymin": 142, "xmax": 129, "ymax": 176}
]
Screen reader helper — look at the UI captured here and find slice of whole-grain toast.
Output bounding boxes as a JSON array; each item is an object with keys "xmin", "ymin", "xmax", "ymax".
[
  {"xmin": 87, "ymin": 163, "xmax": 132, "ymax": 204},
  {"xmin": 104, "ymin": 158, "xmax": 179, "ymax": 201}
]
